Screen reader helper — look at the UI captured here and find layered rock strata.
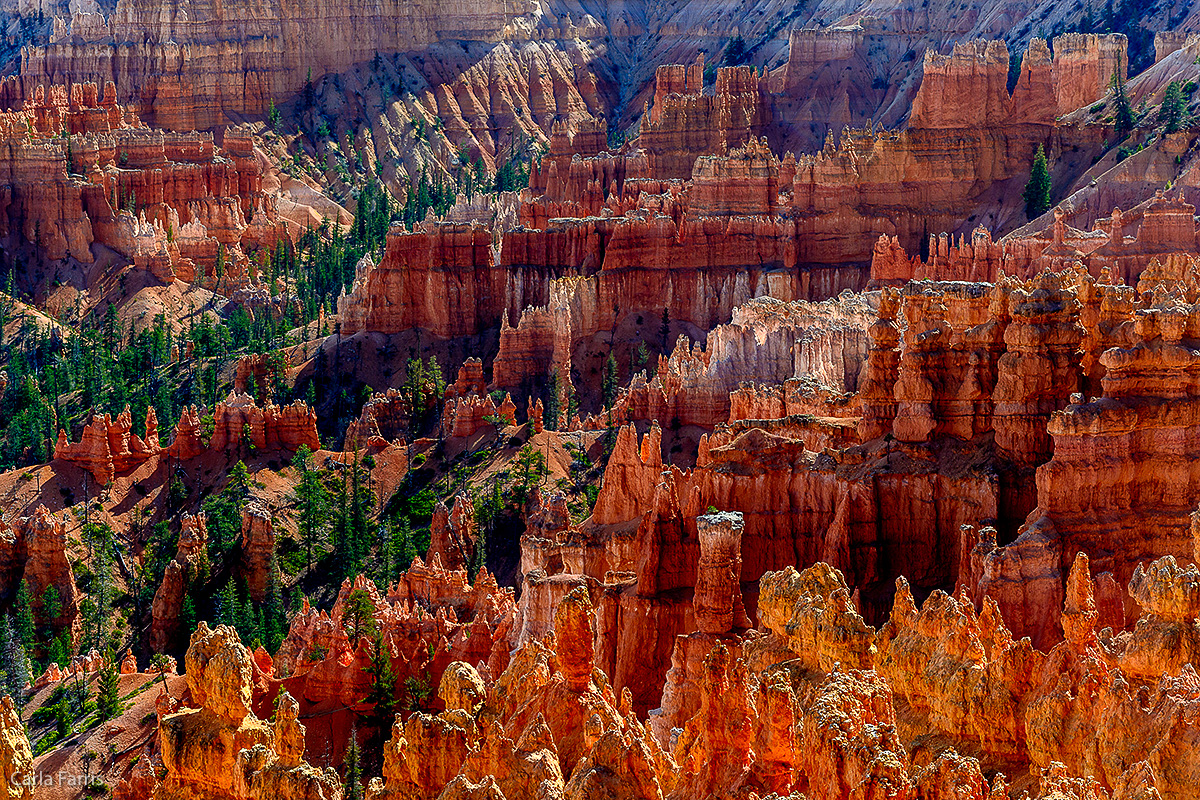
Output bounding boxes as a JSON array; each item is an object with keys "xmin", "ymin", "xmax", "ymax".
[
  {"xmin": 872, "ymin": 192, "xmax": 1200, "ymax": 287},
  {"xmin": 0, "ymin": 81, "xmax": 287, "ymax": 276},
  {"xmin": 19, "ymin": 0, "xmax": 541, "ymax": 130},
  {"xmin": 0, "ymin": 505, "xmax": 80, "ymax": 641}
]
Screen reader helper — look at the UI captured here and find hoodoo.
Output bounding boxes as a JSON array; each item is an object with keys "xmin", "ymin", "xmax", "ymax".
[{"xmin": 2, "ymin": 1, "xmax": 1200, "ymax": 798}]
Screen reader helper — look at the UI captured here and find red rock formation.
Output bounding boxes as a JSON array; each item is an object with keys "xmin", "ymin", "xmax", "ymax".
[
  {"xmin": 1052, "ymin": 33, "xmax": 1128, "ymax": 116},
  {"xmin": 967, "ymin": 294, "xmax": 1200, "ymax": 647},
  {"xmin": 54, "ymin": 405, "xmax": 159, "ymax": 483},
  {"xmin": 150, "ymin": 511, "xmax": 209, "ymax": 652},
  {"xmin": 0, "ymin": 696, "xmax": 33, "ymax": 800},
  {"xmin": 157, "ymin": 623, "xmax": 341, "ymax": 799},
  {"xmin": 6, "ymin": 506, "xmax": 81, "ymax": 642},
  {"xmin": 692, "ymin": 512, "xmax": 749, "ymax": 635},
  {"xmin": 273, "ymin": 565, "xmax": 515, "ymax": 711},
  {"xmin": 337, "ymin": 222, "xmax": 499, "ymax": 338},
  {"xmin": 167, "ymin": 393, "xmax": 320, "ymax": 460},
  {"xmin": 345, "ymin": 388, "xmax": 412, "ymax": 449},
  {"xmin": 239, "ymin": 503, "xmax": 275, "ymax": 603},
  {"xmin": 909, "ymin": 40, "xmax": 1015, "ymax": 129},
  {"xmin": 215, "ymin": 538, "xmax": 1200, "ymax": 800},
  {"xmin": 652, "ymin": 512, "xmax": 755, "ymax": 742},
  {"xmin": 872, "ymin": 191, "xmax": 1200, "ymax": 288},
  {"xmin": 639, "ymin": 59, "xmax": 769, "ymax": 178},
  {"xmin": 0, "ymin": 83, "xmax": 287, "ymax": 275},
  {"xmin": 446, "ymin": 359, "xmax": 486, "ymax": 400},
  {"xmin": 427, "ymin": 496, "xmax": 478, "ymax": 572},
  {"xmin": 441, "ymin": 391, "xmax": 517, "ymax": 439},
  {"xmin": 749, "ymin": 562, "xmax": 875, "ymax": 674},
  {"xmin": 590, "ymin": 293, "xmax": 873, "ymax": 431}
]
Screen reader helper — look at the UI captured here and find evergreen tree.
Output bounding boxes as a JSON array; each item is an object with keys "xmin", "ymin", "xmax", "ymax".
[
  {"xmin": 601, "ymin": 353, "xmax": 619, "ymax": 410},
  {"xmin": 302, "ymin": 67, "xmax": 316, "ymax": 109},
  {"xmin": 81, "ymin": 521, "xmax": 115, "ymax": 651},
  {"xmin": 1007, "ymin": 48, "xmax": 1023, "ymax": 95},
  {"xmin": 13, "ymin": 581, "xmax": 33, "ymax": 648},
  {"xmin": 97, "ymin": 657, "xmax": 120, "ymax": 720},
  {"xmin": 1023, "ymin": 145, "xmax": 1052, "ymax": 220},
  {"xmin": 344, "ymin": 728, "xmax": 364, "ymax": 800},
  {"xmin": 659, "ymin": 307, "xmax": 670, "ymax": 350},
  {"xmin": 545, "ymin": 370, "xmax": 561, "ymax": 431},
  {"xmin": 633, "ymin": 342, "xmax": 649, "ymax": 375},
  {"xmin": 1111, "ymin": 59, "xmax": 1135, "ymax": 139},
  {"xmin": 350, "ymin": 452, "xmax": 368, "ymax": 571},
  {"xmin": 217, "ymin": 579, "xmax": 238, "ymax": 629},
  {"xmin": 385, "ymin": 518, "xmax": 418, "ymax": 581},
  {"xmin": 364, "ymin": 630, "xmax": 397, "ymax": 724},
  {"xmin": 722, "ymin": 35, "xmax": 748, "ymax": 66},
  {"xmin": 1159, "ymin": 81, "xmax": 1187, "ymax": 133},
  {"xmin": 343, "ymin": 587, "xmax": 378, "ymax": 644},
  {"xmin": 264, "ymin": 561, "xmax": 287, "ymax": 654},
  {"xmin": 471, "ymin": 522, "xmax": 487, "ymax": 582},
  {"xmin": 43, "ymin": 585, "xmax": 61, "ymax": 629},
  {"xmin": 203, "ymin": 461, "xmax": 251, "ymax": 560},
  {"xmin": 180, "ymin": 591, "xmax": 198, "ymax": 649},
  {"xmin": 0, "ymin": 616, "xmax": 28, "ymax": 703},
  {"xmin": 294, "ymin": 445, "xmax": 330, "ymax": 570},
  {"xmin": 567, "ymin": 377, "xmax": 579, "ymax": 421},
  {"xmin": 333, "ymin": 471, "xmax": 351, "ymax": 579}
]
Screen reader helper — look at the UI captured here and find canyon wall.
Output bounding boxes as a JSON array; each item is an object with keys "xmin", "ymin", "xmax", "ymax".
[{"xmin": 19, "ymin": 0, "xmax": 542, "ymax": 129}]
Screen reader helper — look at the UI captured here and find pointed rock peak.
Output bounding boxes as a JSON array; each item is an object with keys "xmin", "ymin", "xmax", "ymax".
[
  {"xmin": 515, "ymin": 711, "xmax": 557, "ymax": 756},
  {"xmin": 890, "ymin": 576, "xmax": 919, "ymax": 627},
  {"xmin": 1062, "ymin": 551, "xmax": 1098, "ymax": 645},
  {"xmin": 554, "ymin": 586, "xmax": 595, "ymax": 693}
]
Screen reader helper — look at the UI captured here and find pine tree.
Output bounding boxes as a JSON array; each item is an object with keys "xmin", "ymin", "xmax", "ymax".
[
  {"xmin": 303, "ymin": 67, "xmax": 316, "ymax": 109},
  {"xmin": 180, "ymin": 590, "xmax": 198, "ymax": 648},
  {"xmin": 1112, "ymin": 59, "xmax": 1134, "ymax": 139},
  {"xmin": 1023, "ymin": 145, "xmax": 1052, "ymax": 221},
  {"xmin": 1007, "ymin": 49, "xmax": 1023, "ymax": 95},
  {"xmin": 217, "ymin": 579, "xmax": 238, "ymax": 630},
  {"xmin": 1159, "ymin": 81, "xmax": 1187, "ymax": 133},
  {"xmin": 294, "ymin": 445, "xmax": 330, "ymax": 570},
  {"xmin": 344, "ymin": 727, "xmax": 364, "ymax": 800},
  {"xmin": 97, "ymin": 657, "xmax": 120, "ymax": 720},
  {"xmin": 0, "ymin": 616, "xmax": 28, "ymax": 703},
  {"xmin": 42, "ymin": 585, "xmax": 61, "ymax": 628},
  {"xmin": 13, "ymin": 581, "xmax": 33, "ymax": 648},
  {"xmin": 343, "ymin": 587, "xmax": 378, "ymax": 644},
  {"xmin": 333, "ymin": 471, "xmax": 350, "ymax": 579},
  {"xmin": 364, "ymin": 630, "xmax": 397, "ymax": 724},
  {"xmin": 545, "ymin": 370, "xmax": 561, "ymax": 431},
  {"xmin": 471, "ymin": 522, "xmax": 487, "ymax": 582},
  {"xmin": 386, "ymin": 518, "xmax": 417, "ymax": 581},
  {"xmin": 601, "ymin": 353, "xmax": 619, "ymax": 410},
  {"xmin": 81, "ymin": 522, "xmax": 115, "ymax": 651},
  {"xmin": 264, "ymin": 561, "xmax": 286, "ymax": 654},
  {"xmin": 350, "ymin": 452, "xmax": 368, "ymax": 572}
]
